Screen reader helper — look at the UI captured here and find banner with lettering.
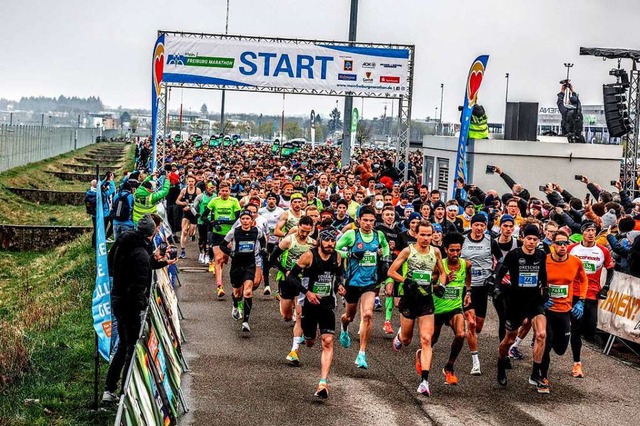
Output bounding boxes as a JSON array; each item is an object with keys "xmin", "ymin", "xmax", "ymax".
[
  {"xmin": 597, "ymin": 273, "xmax": 640, "ymax": 344},
  {"xmin": 91, "ymin": 181, "xmax": 113, "ymax": 361}
]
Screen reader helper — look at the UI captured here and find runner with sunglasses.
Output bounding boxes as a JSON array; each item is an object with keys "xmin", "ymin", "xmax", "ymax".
[
  {"xmin": 540, "ymin": 230, "xmax": 588, "ymax": 392},
  {"xmin": 286, "ymin": 227, "xmax": 343, "ymax": 399}
]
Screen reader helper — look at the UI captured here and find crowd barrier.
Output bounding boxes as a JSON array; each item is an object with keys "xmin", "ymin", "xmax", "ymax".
[
  {"xmin": 114, "ymin": 268, "xmax": 189, "ymax": 425},
  {"xmin": 598, "ymin": 272, "xmax": 640, "ymax": 354}
]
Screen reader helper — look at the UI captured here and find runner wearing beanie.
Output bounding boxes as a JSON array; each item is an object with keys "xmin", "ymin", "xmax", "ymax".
[{"xmin": 461, "ymin": 212, "xmax": 502, "ymax": 375}]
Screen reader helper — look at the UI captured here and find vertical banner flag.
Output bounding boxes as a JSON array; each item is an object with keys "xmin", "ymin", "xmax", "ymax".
[
  {"xmin": 453, "ymin": 55, "xmax": 489, "ymax": 195},
  {"xmin": 151, "ymin": 34, "xmax": 165, "ymax": 172},
  {"xmin": 92, "ymin": 182, "xmax": 112, "ymax": 361},
  {"xmin": 350, "ymin": 107, "xmax": 359, "ymax": 156}
]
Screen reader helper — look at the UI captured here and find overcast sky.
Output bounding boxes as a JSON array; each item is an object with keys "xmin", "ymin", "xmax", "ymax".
[{"xmin": 1, "ymin": 0, "xmax": 639, "ymax": 122}]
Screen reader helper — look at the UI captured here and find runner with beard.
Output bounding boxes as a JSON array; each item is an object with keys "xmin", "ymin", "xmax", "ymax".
[{"xmin": 286, "ymin": 227, "xmax": 343, "ymax": 398}]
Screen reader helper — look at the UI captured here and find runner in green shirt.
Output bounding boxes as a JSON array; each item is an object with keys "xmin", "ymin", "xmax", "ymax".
[
  {"xmin": 202, "ymin": 182, "xmax": 241, "ymax": 298},
  {"xmin": 433, "ymin": 232, "xmax": 472, "ymax": 386}
]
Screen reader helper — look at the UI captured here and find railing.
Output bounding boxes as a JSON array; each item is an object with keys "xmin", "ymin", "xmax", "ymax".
[{"xmin": 0, "ymin": 124, "xmax": 98, "ymax": 173}]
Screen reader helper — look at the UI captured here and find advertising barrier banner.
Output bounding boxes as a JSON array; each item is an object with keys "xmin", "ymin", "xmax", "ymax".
[
  {"xmin": 115, "ymin": 269, "xmax": 187, "ymax": 426},
  {"xmin": 598, "ymin": 273, "xmax": 640, "ymax": 344},
  {"xmin": 160, "ymin": 34, "xmax": 410, "ymax": 96}
]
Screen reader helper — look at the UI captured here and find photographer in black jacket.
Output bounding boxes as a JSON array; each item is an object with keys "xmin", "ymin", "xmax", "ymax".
[{"xmin": 102, "ymin": 214, "xmax": 175, "ymax": 402}]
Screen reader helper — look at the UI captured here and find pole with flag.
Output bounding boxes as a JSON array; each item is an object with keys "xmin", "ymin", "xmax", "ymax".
[
  {"xmin": 452, "ymin": 55, "xmax": 489, "ymax": 198},
  {"xmin": 350, "ymin": 107, "xmax": 359, "ymax": 158}
]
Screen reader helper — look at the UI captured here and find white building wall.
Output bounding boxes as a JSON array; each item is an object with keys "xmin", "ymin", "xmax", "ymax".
[{"xmin": 421, "ymin": 136, "xmax": 623, "ymax": 201}]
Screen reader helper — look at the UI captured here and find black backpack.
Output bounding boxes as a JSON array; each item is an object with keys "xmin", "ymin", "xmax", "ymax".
[
  {"xmin": 112, "ymin": 191, "xmax": 132, "ymax": 221},
  {"xmin": 84, "ymin": 190, "xmax": 97, "ymax": 215}
]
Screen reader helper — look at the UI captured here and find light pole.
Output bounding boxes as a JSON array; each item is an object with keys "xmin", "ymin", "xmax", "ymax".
[
  {"xmin": 340, "ymin": 0, "xmax": 358, "ymax": 168},
  {"xmin": 439, "ymin": 83, "xmax": 444, "ymax": 135},
  {"xmin": 505, "ymin": 73, "xmax": 510, "ymax": 104},
  {"xmin": 219, "ymin": 0, "xmax": 230, "ymax": 133}
]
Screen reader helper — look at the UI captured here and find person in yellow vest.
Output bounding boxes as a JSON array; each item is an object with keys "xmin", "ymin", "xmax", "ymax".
[
  {"xmin": 469, "ymin": 104, "xmax": 489, "ymax": 139},
  {"xmin": 132, "ymin": 171, "xmax": 171, "ymax": 224}
]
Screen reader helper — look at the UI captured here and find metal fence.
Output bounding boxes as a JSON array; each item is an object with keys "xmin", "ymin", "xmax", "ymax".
[{"xmin": 0, "ymin": 125, "xmax": 98, "ymax": 173}]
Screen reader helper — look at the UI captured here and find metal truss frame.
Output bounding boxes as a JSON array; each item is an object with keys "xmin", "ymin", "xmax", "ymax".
[
  {"xmin": 622, "ymin": 62, "xmax": 639, "ymax": 194},
  {"xmin": 155, "ymin": 30, "xmax": 414, "ymax": 170}
]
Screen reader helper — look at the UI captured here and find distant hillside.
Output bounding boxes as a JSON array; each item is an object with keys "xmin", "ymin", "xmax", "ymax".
[{"xmin": 1, "ymin": 96, "xmax": 105, "ymax": 113}]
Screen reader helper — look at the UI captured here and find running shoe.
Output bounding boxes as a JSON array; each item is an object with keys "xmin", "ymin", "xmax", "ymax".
[
  {"xmin": 528, "ymin": 375, "xmax": 550, "ymax": 394},
  {"xmin": 198, "ymin": 253, "xmax": 204, "ymax": 264},
  {"xmin": 241, "ymin": 322, "xmax": 251, "ymax": 333},
  {"xmin": 179, "ymin": 249, "xmax": 186, "ymax": 259},
  {"xmin": 274, "ymin": 291, "xmax": 281, "ymax": 301},
  {"xmin": 314, "ymin": 382, "xmax": 328, "ymax": 399},
  {"xmin": 217, "ymin": 285, "xmax": 225, "ymax": 298},
  {"xmin": 392, "ymin": 331, "xmax": 403, "ymax": 352},
  {"xmin": 470, "ymin": 364, "xmax": 482, "ymax": 376},
  {"xmin": 232, "ymin": 307, "xmax": 241, "ymax": 321},
  {"xmin": 339, "ymin": 330, "xmax": 351, "ymax": 348},
  {"xmin": 509, "ymin": 346, "xmax": 524, "ymax": 360},
  {"xmin": 415, "ymin": 349, "xmax": 422, "ymax": 376},
  {"xmin": 286, "ymin": 350, "xmax": 300, "ymax": 366},
  {"xmin": 416, "ymin": 380, "xmax": 431, "ymax": 396},
  {"xmin": 204, "ymin": 255, "xmax": 210, "ymax": 264},
  {"xmin": 355, "ymin": 352, "xmax": 368, "ymax": 369},
  {"xmin": 497, "ymin": 359, "xmax": 508, "ymax": 386},
  {"xmin": 263, "ymin": 285, "xmax": 272, "ymax": 296},
  {"xmin": 443, "ymin": 368, "xmax": 459, "ymax": 385},
  {"xmin": 209, "ymin": 262, "xmax": 215, "ymax": 273},
  {"xmin": 383, "ymin": 321, "xmax": 393, "ymax": 334},
  {"xmin": 101, "ymin": 391, "xmax": 119, "ymax": 403},
  {"xmin": 571, "ymin": 362, "xmax": 584, "ymax": 378},
  {"xmin": 374, "ymin": 296, "xmax": 382, "ymax": 311}
]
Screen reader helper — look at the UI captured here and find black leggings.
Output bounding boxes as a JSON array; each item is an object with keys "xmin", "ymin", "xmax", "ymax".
[
  {"xmin": 492, "ymin": 294, "xmax": 506, "ymax": 342},
  {"xmin": 197, "ymin": 223, "xmax": 209, "ymax": 250},
  {"xmin": 263, "ymin": 243, "xmax": 276, "ymax": 287},
  {"xmin": 570, "ymin": 298, "xmax": 598, "ymax": 362},
  {"xmin": 105, "ymin": 300, "xmax": 143, "ymax": 393},
  {"xmin": 541, "ymin": 310, "xmax": 571, "ymax": 378}
]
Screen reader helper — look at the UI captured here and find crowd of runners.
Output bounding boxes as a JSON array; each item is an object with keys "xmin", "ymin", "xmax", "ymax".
[{"xmin": 101, "ymin": 135, "xmax": 640, "ymax": 400}]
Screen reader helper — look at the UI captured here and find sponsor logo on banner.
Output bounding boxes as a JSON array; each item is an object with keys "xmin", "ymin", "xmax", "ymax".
[
  {"xmin": 381, "ymin": 63, "xmax": 402, "ymax": 68},
  {"xmin": 362, "ymin": 62, "xmax": 376, "ymax": 68},
  {"xmin": 363, "ymin": 71, "xmax": 373, "ymax": 83},
  {"xmin": 338, "ymin": 73, "xmax": 357, "ymax": 81},
  {"xmin": 344, "ymin": 60, "xmax": 354, "ymax": 71},
  {"xmin": 380, "ymin": 76, "xmax": 400, "ymax": 84},
  {"xmin": 184, "ymin": 56, "xmax": 235, "ymax": 68}
]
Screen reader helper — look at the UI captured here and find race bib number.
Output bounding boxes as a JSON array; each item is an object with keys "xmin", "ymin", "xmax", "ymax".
[
  {"xmin": 548, "ymin": 284, "xmax": 569, "ymax": 299},
  {"xmin": 412, "ymin": 270, "xmax": 432, "ymax": 286},
  {"xmin": 219, "ymin": 215, "xmax": 230, "ymax": 221},
  {"xmin": 238, "ymin": 241, "xmax": 255, "ymax": 253},
  {"xmin": 518, "ymin": 272, "xmax": 538, "ymax": 287},
  {"xmin": 359, "ymin": 251, "xmax": 377, "ymax": 267},
  {"xmin": 312, "ymin": 272, "xmax": 332, "ymax": 297},
  {"xmin": 472, "ymin": 269, "xmax": 484, "ymax": 278},
  {"xmin": 443, "ymin": 286, "xmax": 461, "ymax": 300},
  {"xmin": 582, "ymin": 261, "xmax": 597, "ymax": 274}
]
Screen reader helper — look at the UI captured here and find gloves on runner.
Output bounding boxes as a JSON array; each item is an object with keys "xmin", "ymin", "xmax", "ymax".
[
  {"xmin": 433, "ymin": 284, "xmax": 446, "ymax": 298},
  {"xmin": 597, "ymin": 285, "xmax": 610, "ymax": 300},
  {"xmin": 350, "ymin": 250, "xmax": 365, "ymax": 261},
  {"xmin": 403, "ymin": 278, "xmax": 418, "ymax": 292},
  {"xmin": 571, "ymin": 300, "xmax": 584, "ymax": 319}
]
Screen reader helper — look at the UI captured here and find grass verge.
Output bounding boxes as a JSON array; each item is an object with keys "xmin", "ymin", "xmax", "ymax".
[{"xmin": 0, "ymin": 235, "xmax": 113, "ymax": 426}]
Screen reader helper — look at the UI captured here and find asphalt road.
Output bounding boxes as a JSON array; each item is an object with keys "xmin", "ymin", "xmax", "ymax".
[{"xmin": 176, "ymin": 248, "xmax": 640, "ymax": 426}]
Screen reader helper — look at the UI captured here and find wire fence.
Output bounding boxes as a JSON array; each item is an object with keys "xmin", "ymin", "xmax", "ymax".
[{"xmin": 0, "ymin": 124, "xmax": 98, "ymax": 173}]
